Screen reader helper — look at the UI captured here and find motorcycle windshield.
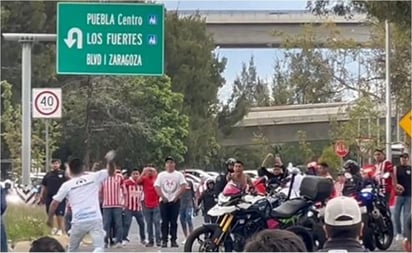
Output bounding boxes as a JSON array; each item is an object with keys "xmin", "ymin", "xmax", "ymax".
[{"xmin": 223, "ymin": 182, "xmax": 242, "ymax": 196}]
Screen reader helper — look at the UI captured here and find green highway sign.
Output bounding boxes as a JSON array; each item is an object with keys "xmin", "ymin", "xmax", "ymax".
[{"xmin": 57, "ymin": 2, "xmax": 164, "ymax": 76}]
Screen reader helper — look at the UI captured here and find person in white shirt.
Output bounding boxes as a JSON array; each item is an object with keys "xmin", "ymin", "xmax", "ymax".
[
  {"xmin": 47, "ymin": 151, "xmax": 116, "ymax": 252},
  {"xmin": 154, "ymin": 156, "xmax": 187, "ymax": 248}
]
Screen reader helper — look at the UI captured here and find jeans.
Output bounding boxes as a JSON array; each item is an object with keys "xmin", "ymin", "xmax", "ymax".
[
  {"xmin": 69, "ymin": 219, "xmax": 105, "ymax": 252},
  {"xmin": 143, "ymin": 206, "xmax": 161, "ymax": 244},
  {"xmin": 179, "ymin": 207, "xmax": 193, "ymax": 235},
  {"xmin": 102, "ymin": 207, "xmax": 123, "ymax": 244},
  {"xmin": 159, "ymin": 201, "xmax": 180, "ymax": 242},
  {"xmin": 394, "ymin": 195, "xmax": 411, "ymax": 236},
  {"xmin": 123, "ymin": 209, "xmax": 145, "ymax": 242},
  {"xmin": 1, "ymin": 218, "xmax": 7, "ymax": 252}
]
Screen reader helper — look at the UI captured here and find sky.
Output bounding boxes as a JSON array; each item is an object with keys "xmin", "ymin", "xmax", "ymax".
[{"xmin": 157, "ymin": 0, "xmax": 309, "ymax": 101}]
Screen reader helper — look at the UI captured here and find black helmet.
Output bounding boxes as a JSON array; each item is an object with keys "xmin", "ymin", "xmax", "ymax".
[
  {"xmin": 343, "ymin": 160, "xmax": 360, "ymax": 174},
  {"xmin": 225, "ymin": 158, "xmax": 236, "ymax": 166}
]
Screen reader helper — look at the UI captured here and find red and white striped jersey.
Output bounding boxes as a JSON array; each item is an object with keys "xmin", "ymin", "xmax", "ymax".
[
  {"xmin": 123, "ymin": 179, "xmax": 144, "ymax": 211},
  {"xmin": 101, "ymin": 173, "xmax": 124, "ymax": 208}
]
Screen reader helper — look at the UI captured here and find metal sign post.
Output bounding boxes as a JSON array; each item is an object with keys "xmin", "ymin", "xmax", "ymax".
[{"xmin": 2, "ymin": 33, "xmax": 56, "ymax": 185}]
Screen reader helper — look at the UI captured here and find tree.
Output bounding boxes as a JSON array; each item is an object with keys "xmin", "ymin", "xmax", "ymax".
[
  {"xmin": 319, "ymin": 145, "xmax": 341, "ymax": 176},
  {"xmin": 307, "ymin": 1, "xmax": 411, "ymax": 116},
  {"xmin": 1, "ymin": 2, "xmax": 59, "ymax": 93},
  {"xmin": 217, "ymin": 56, "xmax": 269, "ymax": 135},
  {"xmin": 297, "ymin": 130, "xmax": 315, "ymax": 163},
  {"xmin": 165, "ymin": 13, "xmax": 226, "ymax": 168},
  {"xmin": 271, "ymin": 24, "xmax": 362, "ymax": 105},
  {"xmin": 62, "ymin": 75, "xmax": 189, "ymax": 167},
  {"xmin": 329, "ymin": 96, "xmax": 383, "ymax": 162},
  {"xmin": 1, "ymin": 3, "xmax": 222, "ymax": 168},
  {"xmin": 1, "ymin": 80, "xmax": 61, "ymax": 177},
  {"xmin": 307, "ymin": 1, "xmax": 411, "ymax": 31}
]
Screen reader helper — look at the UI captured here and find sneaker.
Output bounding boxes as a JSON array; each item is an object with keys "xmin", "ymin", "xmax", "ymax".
[
  {"xmin": 171, "ymin": 241, "xmax": 179, "ymax": 248},
  {"xmin": 122, "ymin": 240, "xmax": 128, "ymax": 247},
  {"xmin": 115, "ymin": 243, "xmax": 123, "ymax": 248},
  {"xmin": 396, "ymin": 234, "xmax": 403, "ymax": 241},
  {"xmin": 161, "ymin": 241, "xmax": 167, "ymax": 248},
  {"xmin": 156, "ymin": 242, "xmax": 162, "ymax": 247},
  {"xmin": 67, "ymin": 229, "xmax": 71, "ymax": 236},
  {"xmin": 181, "ymin": 239, "xmax": 186, "ymax": 245},
  {"xmin": 56, "ymin": 230, "xmax": 63, "ymax": 236},
  {"xmin": 141, "ymin": 240, "xmax": 148, "ymax": 245},
  {"xmin": 146, "ymin": 242, "xmax": 154, "ymax": 247}
]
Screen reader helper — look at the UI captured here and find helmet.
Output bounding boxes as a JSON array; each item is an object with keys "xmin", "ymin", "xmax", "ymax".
[
  {"xmin": 343, "ymin": 160, "xmax": 360, "ymax": 174},
  {"xmin": 225, "ymin": 158, "xmax": 236, "ymax": 166}
]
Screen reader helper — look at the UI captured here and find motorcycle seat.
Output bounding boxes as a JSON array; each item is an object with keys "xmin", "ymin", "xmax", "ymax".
[{"xmin": 271, "ymin": 198, "xmax": 309, "ymax": 219}]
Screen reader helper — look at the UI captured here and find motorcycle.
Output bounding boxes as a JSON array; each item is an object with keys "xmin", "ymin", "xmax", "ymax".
[
  {"xmin": 184, "ymin": 171, "xmax": 332, "ymax": 252},
  {"xmin": 358, "ymin": 172, "xmax": 394, "ymax": 251}
]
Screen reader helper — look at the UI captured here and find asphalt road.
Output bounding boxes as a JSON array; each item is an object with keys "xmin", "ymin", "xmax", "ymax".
[{"xmin": 80, "ymin": 215, "xmax": 404, "ymax": 252}]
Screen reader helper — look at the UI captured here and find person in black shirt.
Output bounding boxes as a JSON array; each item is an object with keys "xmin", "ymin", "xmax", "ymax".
[
  {"xmin": 214, "ymin": 158, "xmax": 236, "ymax": 195},
  {"xmin": 197, "ymin": 179, "xmax": 217, "ymax": 223},
  {"xmin": 341, "ymin": 160, "xmax": 363, "ymax": 197},
  {"xmin": 394, "ymin": 153, "xmax": 411, "ymax": 240},
  {"xmin": 258, "ymin": 156, "xmax": 288, "ymax": 188},
  {"xmin": 40, "ymin": 159, "xmax": 67, "ymax": 235}
]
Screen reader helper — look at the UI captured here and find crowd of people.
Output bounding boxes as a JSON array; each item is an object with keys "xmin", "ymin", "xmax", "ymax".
[{"xmin": 0, "ymin": 148, "xmax": 411, "ymax": 252}]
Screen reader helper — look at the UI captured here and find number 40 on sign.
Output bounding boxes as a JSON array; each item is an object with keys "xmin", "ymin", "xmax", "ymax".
[{"xmin": 32, "ymin": 88, "xmax": 62, "ymax": 119}]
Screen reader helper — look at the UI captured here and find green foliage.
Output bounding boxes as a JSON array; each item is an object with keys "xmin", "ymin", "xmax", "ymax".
[
  {"xmin": 271, "ymin": 24, "xmax": 364, "ymax": 105},
  {"xmin": 1, "ymin": 2, "xmax": 58, "ymax": 90},
  {"xmin": 319, "ymin": 145, "xmax": 341, "ymax": 175},
  {"xmin": 307, "ymin": 1, "xmax": 411, "ymax": 31},
  {"xmin": 1, "ymin": 81, "xmax": 61, "ymax": 177},
  {"xmin": 4, "ymin": 204, "xmax": 49, "ymax": 243},
  {"xmin": 62, "ymin": 75, "xmax": 189, "ymax": 167},
  {"xmin": 329, "ymin": 97, "xmax": 383, "ymax": 160},
  {"xmin": 297, "ymin": 131, "xmax": 315, "ymax": 163},
  {"xmin": 217, "ymin": 56, "xmax": 269, "ymax": 137},
  {"xmin": 165, "ymin": 13, "xmax": 226, "ymax": 168}
]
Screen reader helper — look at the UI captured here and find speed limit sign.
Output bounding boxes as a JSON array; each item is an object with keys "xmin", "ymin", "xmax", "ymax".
[{"xmin": 32, "ymin": 88, "xmax": 62, "ymax": 118}]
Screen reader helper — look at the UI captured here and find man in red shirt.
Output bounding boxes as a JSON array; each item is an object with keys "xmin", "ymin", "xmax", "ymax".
[
  {"xmin": 122, "ymin": 169, "xmax": 146, "ymax": 246},
  {"xmin": 101, "ymin": 169, "xmax": 124, "ymax": 248},
  {"xmin": 374, "ymin": 149, "xmax": 398, "ymax": 204},
  {"xmin": 137, "ymin": 165, "xmax": 161, "ymax": 247}
]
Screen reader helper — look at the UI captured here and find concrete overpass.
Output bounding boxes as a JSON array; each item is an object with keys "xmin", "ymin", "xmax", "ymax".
[
  {"xmin": 221, "ymin": 102, "xmax": 394, "ymax": 146},
  {"xmin": 175, "ymin": 10, "xmax": 371, "ymax": 48}
]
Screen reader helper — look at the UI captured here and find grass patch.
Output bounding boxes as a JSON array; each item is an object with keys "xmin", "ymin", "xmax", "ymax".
[{"xmin": 3, "ymin": 204, "xmax": 50, "ymax": 243}]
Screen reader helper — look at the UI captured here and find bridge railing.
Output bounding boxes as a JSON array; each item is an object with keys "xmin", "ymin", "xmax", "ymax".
[{"xmin": 173, "ymin": 10, "xmax": 367, "ymax": 24}]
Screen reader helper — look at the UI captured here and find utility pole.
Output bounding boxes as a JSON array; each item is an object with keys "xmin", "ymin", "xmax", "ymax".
[
  {"xmin": 2, "ymin": 33, "xmax": 56, "ymax": 185},
  {"xmin": 385, "ymin": 20, "xmax": 392, "ymax": 160}
]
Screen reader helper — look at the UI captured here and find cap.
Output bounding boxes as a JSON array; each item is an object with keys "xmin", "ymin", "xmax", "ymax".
[
  {"xmin": 165, "ymin": 156, "xmax": 175, "ymax": 162},
  {"xmin": 400, "ymin": 153, "xmax": 409, "ymax": 158},
  {"xmin": 324, "ymin": 196, "xmax": 362, "ymax": 226}
]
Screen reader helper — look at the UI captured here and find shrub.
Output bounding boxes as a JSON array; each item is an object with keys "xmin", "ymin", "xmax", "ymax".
[{"xmin": 3, "ymin": 204, "xmax": 49, "ymax": 243}]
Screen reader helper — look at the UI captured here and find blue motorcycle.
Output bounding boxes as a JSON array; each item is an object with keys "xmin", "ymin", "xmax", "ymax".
[{"xmin": 358, "ymin": 173, "xmax": 394, "ymax": 251}]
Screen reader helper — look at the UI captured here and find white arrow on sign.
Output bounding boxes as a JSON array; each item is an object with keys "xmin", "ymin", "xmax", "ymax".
[{"xmin": 64, "ymin": 27, "xmax": 83, "ymax": 49}]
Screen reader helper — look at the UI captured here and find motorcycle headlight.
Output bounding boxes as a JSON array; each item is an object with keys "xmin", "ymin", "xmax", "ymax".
[
  {"xmin": 218, "ymin": 194, "xmax": 231, "ymax": 205},
  {"xmin": 359, "ymin": 191, "xmax": 374, "ymax": 202}
]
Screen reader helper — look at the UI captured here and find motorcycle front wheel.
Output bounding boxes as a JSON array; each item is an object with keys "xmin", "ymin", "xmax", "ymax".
[
  {"xmin": 184, "ymin": 226, "xmax": 231, "ymax": 252},
  {"xmin": 375, "ymin": 216, "xmax": 394, "ymax": 250}
]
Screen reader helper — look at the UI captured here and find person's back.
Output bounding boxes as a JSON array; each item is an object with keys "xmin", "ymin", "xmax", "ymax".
[
  {"xmin": 63, "ymin": 172, "xmax": 106, "ymax": 223},
  {"xmin": 319, "ymin": 196, "xmax": 366, "ymax": 252},
  {"xmin": 51, "ymin": 154, "xmax": 115, "ymax": 252}
]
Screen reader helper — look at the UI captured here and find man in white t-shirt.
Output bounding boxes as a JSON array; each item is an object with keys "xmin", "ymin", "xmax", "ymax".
[
  {"xmin": 47, "ymin": 151, "xmax": 116, "ymax": 252},
  {"xmin": 154, "ymin": 156, "xmax": 187, "ymax": 248}
]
